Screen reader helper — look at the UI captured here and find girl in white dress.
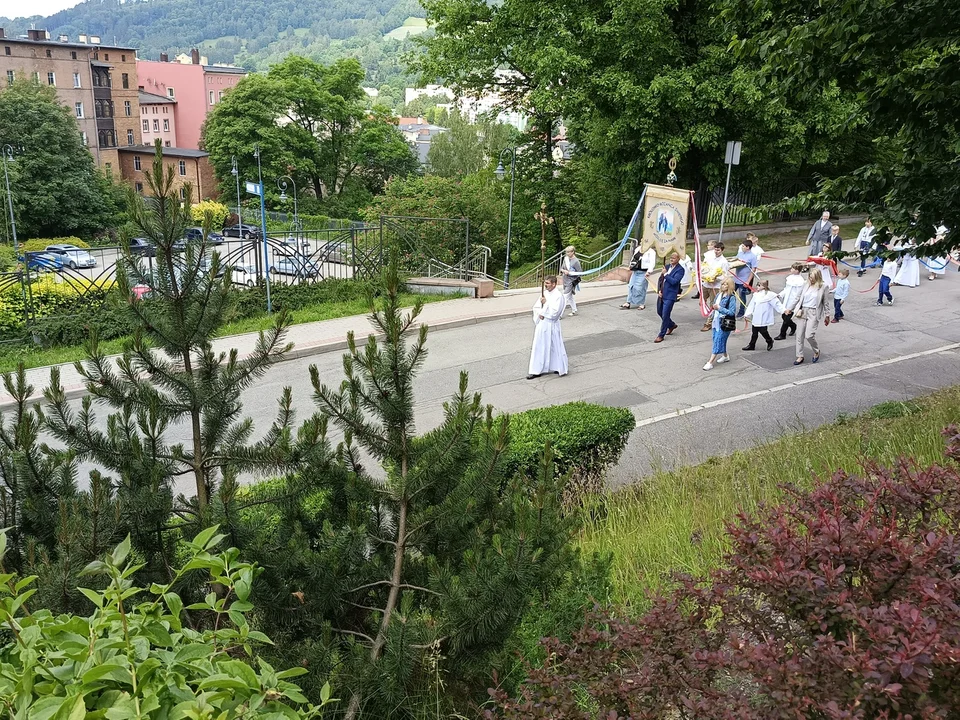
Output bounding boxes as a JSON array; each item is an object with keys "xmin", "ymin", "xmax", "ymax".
[
  {"xmin": 923, "ymin": 228, "xmax": 949, "ymax": 280},
  {"xmin": 893, "ymin": 241, "xmax": 920, "ymax": 287}
]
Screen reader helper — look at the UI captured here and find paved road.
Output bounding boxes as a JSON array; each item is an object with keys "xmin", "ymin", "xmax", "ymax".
[{"xmin": 50, "ymin": 262, "xmax": 960, "ymax": 496}]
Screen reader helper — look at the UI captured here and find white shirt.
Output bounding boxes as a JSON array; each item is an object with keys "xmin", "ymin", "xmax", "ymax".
[
  {"xmin": 638, "ymin": 248, "xmax": 657, "ymax": 274},
  {"xmin": 856, "ymin": 226, "xmax": 875, "ymax": 248}
]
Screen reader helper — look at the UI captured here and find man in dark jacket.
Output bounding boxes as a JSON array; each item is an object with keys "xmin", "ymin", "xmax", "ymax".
[{"xmin": 655, "ymin": 252, "xmax": 684, "ymax": 343}]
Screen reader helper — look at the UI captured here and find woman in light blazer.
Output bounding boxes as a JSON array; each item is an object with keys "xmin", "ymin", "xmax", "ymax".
[{"xmin": 790, "ymin": 268, "xmax": 831, "ymax": 366}]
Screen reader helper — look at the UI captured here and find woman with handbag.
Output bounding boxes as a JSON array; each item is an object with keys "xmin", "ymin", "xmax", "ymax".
[
  {"xmin": 790, "ymin": 267, "xmax": 831, "ymax": 366},
  {"xmin": 703, "ymin": 278, "xmax": 738, "ymax": 370},
  {"xmin": 622, "ymin": 244, "xmax": 657, "ymax": 309}
]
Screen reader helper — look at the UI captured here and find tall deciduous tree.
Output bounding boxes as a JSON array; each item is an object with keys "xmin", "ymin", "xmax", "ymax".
[
  {"xmin": 427, "ymin": 110, "xmax": 517, "ymax": 178},
  {"xmin": 202, "ymin": 56, "xmax": 417, "ymax": 205},
  {"xmin": 721, "ymin": 0, "xmax": 960, "ymax": 251},
  {"xmin": 0, "ymin": 80, "xmax": 122, "ymax": 240}
]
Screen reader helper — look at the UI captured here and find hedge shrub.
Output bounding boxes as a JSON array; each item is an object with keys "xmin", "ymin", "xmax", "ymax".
[
  {"xmin": 503, "ymin": 402, "xmax": 635, "ymax": 504},
  {"xmin": 0, "ymin": 275, "xmax": 119, "ymax": 341},
  {"xmin": 0, "ymin": 246, "xmax": 16, "ymax": 272},
  {"xmin": 191, "ymin": 199, "xmax": 230, "ymax": 228},
  {"xmin": 21, "ymin": 236, "xmax": 90, "ymax": 253}
]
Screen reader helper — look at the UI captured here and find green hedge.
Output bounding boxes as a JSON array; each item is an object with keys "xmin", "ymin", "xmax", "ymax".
[
  {"xmin": 503, "ymin": 402, "xmax": 635, "ymax": 504},
  {"xmin": 21, "ymin": 237, "xmax": 90, "ymax": 253}
]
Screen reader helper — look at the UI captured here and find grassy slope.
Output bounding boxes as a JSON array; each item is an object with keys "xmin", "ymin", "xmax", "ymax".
[
  {"xmin": 0, "ymin": 292, "xmax": 453, "ymax": 374},
  {"xmin": 579, "ymin": 388, "xmax": 960, "ymax": 607}
]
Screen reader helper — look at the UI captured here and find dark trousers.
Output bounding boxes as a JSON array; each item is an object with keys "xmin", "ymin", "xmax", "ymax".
[
  {"xmin": 746, "ymin": 325, "xmax": 773, "ymax": 348},
  {"xmin": 833, "ymin": 297, "xmax": 844, "ymax": 319},
  {"xmin": 736, "ymin": 284, "xmax": 749, "ymax": 317},
  {"xmin": 778, "ymin": 312, "xmax": 796, "ymax": 337},
  {"xmin": 879, "ymin": 276, "xmax": 893, "ymax": 302},
  {"xmin": 657, "ymin": 295, "xmax": 678, "ymax": 338}
]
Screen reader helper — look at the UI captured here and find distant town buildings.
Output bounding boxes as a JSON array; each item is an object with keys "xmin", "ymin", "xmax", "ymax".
[
  {"xmin": 137, "ymin": 49, "xmax": 247, "ymax": 150},
  {"xmin": 139, "ymin": 90, "xmax": 178, "ymax": 147},
  {"xmin": 118, "ymin": 145, "xmax": 215, "ymax": 203},
  {"xmin": 0, "ymin": 27, "xmax": 142, "ymax": 170},
  {"xmin": 404, "ymin": 81, "xmax": 529, "ymax": 132},
  {"xmin": 395, "ymin": 117, "xmax": 448, "ymax": 165}
]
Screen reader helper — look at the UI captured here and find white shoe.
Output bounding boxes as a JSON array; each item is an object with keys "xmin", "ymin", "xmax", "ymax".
[
  {"xmin": 716, "ymin": 355, "xmax": 730, "ymax": 364},
  {"xmin": 703, "ymin": 362, "xmax": 714, "ymax": 371}
]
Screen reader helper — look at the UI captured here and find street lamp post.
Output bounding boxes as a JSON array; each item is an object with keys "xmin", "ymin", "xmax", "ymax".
[
  {"xmin": 494, "ymin": 146, "xmax": 516, "ymax": 288},
  {"xmin": 276, "ymin": 175, "xmax": 299, "ymax": 236},
  {"xmin": 253, "ymin": 143, "xmax": 272, "ymax": 313},
  {"xmin": 231, "ymin": 155, "xmax": 241, "ymax": 227},
  {"xmin": 1, "ymin": 145, "xmax": 19, "ymax": 256}
]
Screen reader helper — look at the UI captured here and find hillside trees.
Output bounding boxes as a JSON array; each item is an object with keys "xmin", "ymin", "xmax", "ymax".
[
  {"xmin": 427, "ymin": 110, "xmax": 517, "ymax": 178},
  {"xmin": 202, "ymin": 56, "xmax": 417, "ymax": 214},
  {"xmin": 0, "ymin": 80, "xmax": 124, "ymax": 241}
]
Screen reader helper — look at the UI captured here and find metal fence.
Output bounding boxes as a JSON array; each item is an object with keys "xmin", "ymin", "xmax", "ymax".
[{"xmin": 702, "ymin": 177, "xmax": 820, "ymax": 227}]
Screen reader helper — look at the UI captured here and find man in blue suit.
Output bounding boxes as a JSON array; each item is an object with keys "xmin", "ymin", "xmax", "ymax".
[{"xmin": 655, "ymin": 251, "xmax": 684, "ymax": 343}]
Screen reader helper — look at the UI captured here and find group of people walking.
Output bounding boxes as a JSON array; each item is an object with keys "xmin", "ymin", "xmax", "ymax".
[{"xmin": 527, "ymin": 216, "xmax": 954, "ymax": 380}]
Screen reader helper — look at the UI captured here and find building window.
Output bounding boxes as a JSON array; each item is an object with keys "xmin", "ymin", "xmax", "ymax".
[
  {"xmin": 98, "ymin": 130, "xmax": 116, "ymax": 148},
  {"xmin": 127, "ymin": 129, "xmax": 134, "ymax": 145},
  {"xmin": 163, "ymin": 119, "xmax": 169, "ymax": 131},
  {"xmin": 166, "ymin": 87, "xmax": 175, "ymax": 98},
  {"xmin": 71, "ymin": 51, "xmax": 77, "ymax": 59},
  {"xmin": 121, "ymin": 72, "xmax": 129, "ymax": 89},
  {"xmin": 218, "ymin": 90, "xmax": 224, "ymax": 101},
  {"xmin": 73, "ymin": 72, "xmax": 81, "ymax": 88},
  {"xmin": 153, "ymin": 119, "xmax": 159, "ymax": 132},
  {"xmin": 209, "ymin": 91, "xmax": 214, "ymax": 105},
  {"xmin": 33, "ymin": 72, "xmax": 40, "ymax": 83},
  {"xmin": 179, "ymin": 187, "xmax": 187, "ymax": 200},
  {"xmin": 134, "ymin": 155, "xmax": 141, "ymax": 171},
  {"xmin": 152, "ymin": 106, "xmax": 157, "ymax": 114},
  {"xmin": 121, "ymin": 54, "xmax": 126, "ymax": 62},
  {"xmin": 124, "ymin": 100, "xmax": 131, "ymax": 116},
  {"xmin": 165, "ymin": 141, "xmax": 171, "ymax": 147},
  {"xmin": 47, "ymin": 72, "xmax": 56, "ymax": 86},
  {"xmin": 45, "ymin": 49, "xmax": 52, "ymax": 58},
  {"xmin": 81, "ymin": 131, "xmax": 88, "ymax": 146},
  {"xmin": 142, "ymin": 119, "xmax": 149, "ymax": 132},
  {"xmin": 4, "ymin": 47, "xmax": 10, "ymax": 56},
  {"xmin": 92, "ymin": 51, "xmax": 99, "ymax": 60},
  {"xmin": 141, "ymin": 105, "xmax": 146, "ymax": 114},
  {"xmin": 162, "ymin": 106, "xmax": 168, "ymax": 113},
  {"xmin": 5, "ymin": 70, "xmax": 12, "ymax": 87},
  {"xmin": 135, "ymin": 182, "xmax": 143, "ymax": 193},
  {"xmin": 104, "ymin": 53, "xmax": 109, "ymax": 61},
  {"xmin": 75, "ymin": 102, "xmax": 84, "ymax": 118},
  {"xmin": 104, "ymin": 162, "xmax": 112, "ymax": 178},
  {"xmin": 178, "ymin": 160, "xmax": 186, "ymax": 176}
]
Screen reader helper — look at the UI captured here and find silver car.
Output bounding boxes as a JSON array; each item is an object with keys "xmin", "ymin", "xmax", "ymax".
[{"xmin": 46, "ymin": 244, "xmax": 97, "ymax": 269}]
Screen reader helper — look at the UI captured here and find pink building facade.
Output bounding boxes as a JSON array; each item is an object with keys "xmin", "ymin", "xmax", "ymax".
[
  {"xmin": 139, "ymin": 90, "xmax": 178, "ymax": 147},
  {"xmin": 136, "ymin": 52, "xmax": 246, "ymax": 150}
]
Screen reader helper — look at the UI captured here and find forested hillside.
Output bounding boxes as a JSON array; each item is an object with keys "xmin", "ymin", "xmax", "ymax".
[{"xmin": 0, "ymin": 0, "xmax": 426, "ymax": 104}]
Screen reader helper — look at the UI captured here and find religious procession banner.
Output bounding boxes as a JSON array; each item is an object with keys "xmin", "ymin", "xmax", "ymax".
[{"xmin": 640, "ymin": 183, "xmax": 689, "ymax": 258}]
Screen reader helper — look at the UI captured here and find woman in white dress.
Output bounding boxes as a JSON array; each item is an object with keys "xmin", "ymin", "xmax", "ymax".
[
  {"xmin": 893, "ymin": 241, "xmax": 920, "ymax": 287},
  {"xmin": 923, "ymin": 228, "xmax": 949, "ymax": 281}
]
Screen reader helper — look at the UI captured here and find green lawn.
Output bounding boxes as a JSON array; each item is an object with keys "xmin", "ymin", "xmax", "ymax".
[
  {"xmin": 750, "ymin": 219, "xmax": 863, "ymax": 251},
  {"xmin": 0, "ymin": 293, "xmax": 456, "ymax": 374},
  {"xmin": 579, "ymin": 386, "xmax": 960, "ymax": 608}
]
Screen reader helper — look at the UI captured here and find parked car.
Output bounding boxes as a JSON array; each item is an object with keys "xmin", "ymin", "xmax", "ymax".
[
  {"xmin": 45, "ymin": 243, "xmax": 97, "ymax": 269},
  {"xmin": 218, "ymin": 263, "xmax": 258, "ymax": 287},
  {"xmin": 222, "ymin": 224, "xmax": 262, "ymax": 240},
  {"xmin": 25, "ymin": 251, "xmax": 65, "ymax": 272},
  {"xmin": 270, "ymin": 256, "xmax": 321, "ymax": 278},
  {"xmin": 318, "ymin": 240, "xmax": 349, "ymax": 264},
  {"xmin": 183, "ymin": 227, "xmax": 225, "ymax": 245},
  {"xmin": 129, "ymin": 237, "xmax": 156, "ymax": 258}
]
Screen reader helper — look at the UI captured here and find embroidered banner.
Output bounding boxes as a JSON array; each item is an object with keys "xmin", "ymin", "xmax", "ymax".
[{"xmin": 641, "ymin": 183, "xmax": 689, "ymax": 258}]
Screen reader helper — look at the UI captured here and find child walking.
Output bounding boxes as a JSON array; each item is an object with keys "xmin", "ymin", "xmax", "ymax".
[
  {"xmin": 742, "ymin": 280, "xmax": 785, "ymax": 351},
  {"xmin": 774, "ymin": 262, "xmax": 806, "ymax": 340},
  {"xmin": 832, "ymin": 268, "xmax": 850, "ymax": 322},
  {"xmin": 878, "ymin": 255, "xmax": 897, "ymax": 306}
]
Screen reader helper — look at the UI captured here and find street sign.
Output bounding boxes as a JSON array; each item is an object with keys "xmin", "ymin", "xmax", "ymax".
[
  {"xmin": 724, "ymin": 140, "xmax": 742, "ymax": 166},
  {"xmin": 245, "ymin": 180, "xmax": 262, "ymax": 196}
]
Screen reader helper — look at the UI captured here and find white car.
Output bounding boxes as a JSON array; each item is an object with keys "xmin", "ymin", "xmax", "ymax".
[{"xmin": 45, "ymin": 244, "xmax": 97, "ymax": 269}]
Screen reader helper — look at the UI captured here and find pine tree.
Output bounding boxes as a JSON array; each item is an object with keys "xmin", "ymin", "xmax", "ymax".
[
  {"xmin": 228, "ymin": 252, "xmax": 576, "ymax": 717},
  {"xmin": 43, "ymin": 140, "xmax": 319, "ymax": 579}
]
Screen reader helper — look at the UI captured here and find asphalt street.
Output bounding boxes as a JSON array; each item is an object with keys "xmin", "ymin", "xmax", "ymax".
[{"xmin": 52, "ymin": 262, "xmax": 960, "ymax": 496}]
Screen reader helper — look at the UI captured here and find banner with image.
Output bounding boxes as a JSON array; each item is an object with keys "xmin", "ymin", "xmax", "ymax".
[{"xmin": 641, "ymin": 184, "xmax": 689, "ymax": 258}]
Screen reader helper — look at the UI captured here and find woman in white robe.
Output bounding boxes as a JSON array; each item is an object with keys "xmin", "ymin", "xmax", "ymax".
[
  {"xmin": 527, "ymin": 276, "xmax": 569, "ymax": 378},
  {"xmin": 923, "ymin": 230, "xmax": 949, "ymax": 280}
]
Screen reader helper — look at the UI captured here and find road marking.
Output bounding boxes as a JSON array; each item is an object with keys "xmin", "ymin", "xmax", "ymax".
[{"xmin": 634, "ymin": 342, "xmax": 960, "ymax": 428}]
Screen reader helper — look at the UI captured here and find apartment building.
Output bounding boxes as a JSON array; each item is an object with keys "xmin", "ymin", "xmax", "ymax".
[
  {"xmin": 139, "ymin": 90, "xmax": 178, "ymax": 147},
  {"xmin": 118, "ymin": 145, "xmax": 215, "ymax": 203},
  {"xmin": 137, "ymin": 50, "xmax": 246, "ymax": 150},
  {"xmin": 0, "ymin": 28, "xmax": 141, "ymax": 169}
]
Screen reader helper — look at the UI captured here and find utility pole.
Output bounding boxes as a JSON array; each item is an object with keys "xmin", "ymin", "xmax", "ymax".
[{"xmin": 717, "ymin": 141, "xmax": 742, "ymax": 244}]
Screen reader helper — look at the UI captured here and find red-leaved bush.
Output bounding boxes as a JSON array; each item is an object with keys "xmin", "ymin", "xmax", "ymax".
[{"xmin": 489, "ymin": 429, "xmax": 960, "ymax": 719}]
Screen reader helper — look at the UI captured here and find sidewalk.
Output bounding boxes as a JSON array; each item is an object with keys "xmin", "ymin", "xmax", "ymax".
[{"xmin": 0, "ymin": 246, "xmax": 809, "ymax": 408}]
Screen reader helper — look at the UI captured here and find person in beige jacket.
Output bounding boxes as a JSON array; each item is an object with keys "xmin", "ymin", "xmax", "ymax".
[{"xmin": 789, "ymin": 268, "xmax": 831, "ymax": 366}]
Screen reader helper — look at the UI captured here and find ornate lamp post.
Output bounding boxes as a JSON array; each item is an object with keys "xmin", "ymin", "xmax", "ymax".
[
  {"xmin": 494, "ymin": 147, "xmax": 517, "ymax": 288},
  {"xmin": 230, "ymin": 155, "xmax": 241, "ymax": 226},
  {"xmin": 1, "ymin": 145, "xmax": 19, "ymax": 255},
  {"xmin": 276, "ymin": 175, "xmax": 299, "ymax": 235},
  {"xmin": 253, "ymin": 143, "xmax": 272, "ymax": 313}
]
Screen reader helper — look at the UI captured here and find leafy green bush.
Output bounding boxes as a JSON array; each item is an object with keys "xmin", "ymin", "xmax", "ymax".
[
  {"xmin": 21, "ymin": 236, "xmax": 90, "ymax": 253},
  {"xmin": 0, "ymin": 246, "xmax": 16, "ymax": 272},
  {"xmin": 230, "ymin": 278, "xmax": 386, "ymax": 320},
  {"xmin": 503, "ymin": 402, "xmax": 635, "ymax": 504},
  {"xmin": 191, "ymin": 199, "xmax": 230, "ymax": 228},
  {"xmin": 0, "ymin": 526, "xmax": 334, "ymax": 719},
  {"xmin": 0, "ymin": 275, "xmax": 117, "ymax": 341}
]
